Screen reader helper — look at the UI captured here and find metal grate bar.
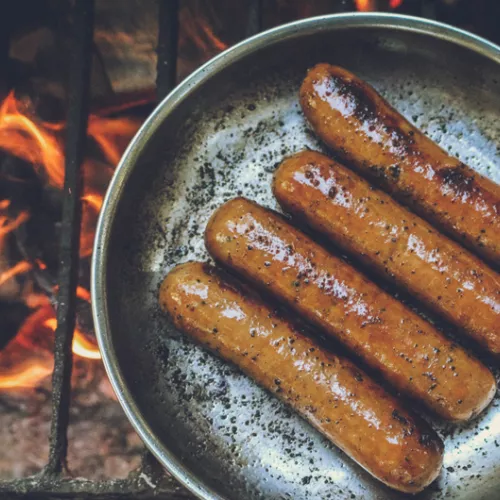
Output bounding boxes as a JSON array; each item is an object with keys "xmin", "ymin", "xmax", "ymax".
[
  {"xmin": 330, "ymin": 0, "xmax": 356, "ymax": 12},
  {"xmin": 45, "ymin": 0, "xmax": 95, "ymax": 476},
  {"xmin": 245, "ymin": 0, "xmax": 263, "ymax": 37},
  {"xmin": 156, "ymin": 0, "xmax": 180, "ymax": 100},
  {"xmin": 0, "ymin": 474, "xmax": 191, "ymax": 499}
]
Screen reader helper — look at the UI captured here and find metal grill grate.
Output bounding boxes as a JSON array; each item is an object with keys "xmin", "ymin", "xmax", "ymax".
[
  {"xmin": 0, "ymin": 0, "xmax": 497, "ymax": 498},
  {"xmin": 0, "ymin": 0, "xmax": 262, "ymax": 497},
  {"xmin": 47, "ymin": 0, "xmax": 94, "ymax": 477}
]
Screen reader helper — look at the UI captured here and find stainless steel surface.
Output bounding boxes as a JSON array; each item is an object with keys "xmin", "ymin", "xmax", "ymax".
[{"xmin": 92, "ymin": 13, "xmax": 500, "ymax": 500}]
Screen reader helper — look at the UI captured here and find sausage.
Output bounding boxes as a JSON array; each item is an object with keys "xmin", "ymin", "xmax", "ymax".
[
  {"xmin": 205, "ymin": 197, "xmax": 496, "ymax": 422},
  {"xmin": 299, "ymin": 63, "xmax": 500, "ymax": 266},
  {"xmin": 273, "ymin": 150, "xmax": 500, "ymax": 355},
  {"xmin": 160, "ymin": 261, "xmax": 444, "ymax": 493}
]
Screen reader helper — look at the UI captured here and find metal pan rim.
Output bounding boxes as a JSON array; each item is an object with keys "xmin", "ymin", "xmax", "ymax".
[{"xmin": 91, "ymin": 12, "xmax": 500, "ymax": 500}]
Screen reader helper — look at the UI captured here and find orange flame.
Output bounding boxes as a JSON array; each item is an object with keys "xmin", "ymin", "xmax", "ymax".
[
  {"xmin": 198, "ymin": 22, "xmax": 227, "ymax": 52},
  {"xmin": 0, "ymin": 260, "xmax": 32, "ymax": 288},
  {"xmin": 0, "ymin": 295, "xmax": 101, "ymax": 390},
  {"xmin": 177, "ymin": 3, "xmax": 228, "ymax": 80},
  {"xmin": 355, "ymin": 0, "xmax": 403, "ymax": 9},
  {"xmin": 0, "ymin": 91, "xmax": 139, "ymax": 389},
  {"xmin": 80, "ymin": 116, "xmax": 140, "ymax": 257},
  {"xmin": 355, "ymin": 0, "xmax": 376, "ymax": 10},
  {"xmin": 88, "ymin": 116, "xmax": 141, "ymax": 166},
  {"xmin": 0, "ymin": 209, "xmax": 30, "ymax": 239},
  {"xmin": 76, "ymin": 285, "xmax": 91, "ymax": 302},
  {"xmin": 0, "ymin": 92, "xmax": 65, "ymax": 188},
  {"xmin": 0, "ymin": 91, "xmax": 140, "ymax": 257},
  {"xmin": 44, "ymin": 318, "xmax": 101, "ymax": 360},
  {"xmin": 0, "ymin": 362, "xmax": 53, "ymax": 389},
  {"xmin": 80, "ymin": 195, "xmax": 103, "ymax": 258},
  {"xmin": 72, "ymin": 332, "xmax": 101, "ymax": 360},
  {"xmin": 0, "ymin": 305, "xmax": 54, "ymax": 389},
  {"xmin": 180, "ymin": 6, "xmax": 227, "ymax": 54},
  {"xmin": 82, "ymin": 193, "xmax": 103, "ymax": 213}
]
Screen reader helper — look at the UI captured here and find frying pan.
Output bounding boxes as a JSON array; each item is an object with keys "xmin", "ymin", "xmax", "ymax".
[{"xmin": 92, "ymin": 13, "xmax": 500, "ymax": 500}]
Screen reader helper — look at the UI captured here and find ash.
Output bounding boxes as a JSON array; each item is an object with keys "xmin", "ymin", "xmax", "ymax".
[{"xmin": 0, "ymin": 361, "xmax": 141, "ymax": 480}]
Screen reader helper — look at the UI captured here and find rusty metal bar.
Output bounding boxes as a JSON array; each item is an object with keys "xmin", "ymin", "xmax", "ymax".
[{"xmin": 45, "ymin": 0, "xmax": 94, "ymax": 476}]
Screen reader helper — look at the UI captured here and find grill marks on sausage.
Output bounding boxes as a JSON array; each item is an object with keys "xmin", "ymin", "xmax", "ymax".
[
  {"xmin": 319, "ymin": 72, "xmax": 418, "ymax": 167},
  {"xmin": 437, "ymin": 165, "xmax": 476, "ymax": 198},
  {"xmin": 301, "ymin": 63, "xmax": 500, "ymax": 264},
  {"xmin": 330, "ymin": 74, "xmax": 377, "ymax": 122}
]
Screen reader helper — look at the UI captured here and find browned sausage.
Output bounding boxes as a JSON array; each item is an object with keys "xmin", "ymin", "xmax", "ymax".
[
  {"xmin": 300, "ymin": 63, "xmax": 500, "ymax": 266},
  {"xmin": 273, "ymin": 150, "xmax": 500, "ymax": 355},
  {"xmin": 205, "ymin": 197, "xmax": 496, "ymax": 421},
  {"xmin": 160, "ymin": 261, "xmax": 444, "ymax": 493}
]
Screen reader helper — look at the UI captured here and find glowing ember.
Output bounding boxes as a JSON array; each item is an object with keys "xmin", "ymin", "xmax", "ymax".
[
  {"xmin": 35, "ymin": 259, "xmax": 47, "ymax": 270},
  {"xmin": 76, "ymin": 286, "xmax": 91, "ymax": 302},
  {"xmin": 390, "ymin": 0, "xmax": 403, "ymax": 7},
  {"xmin": 0, "ymin": 91, "xmax": 139, "ymax": 389}
]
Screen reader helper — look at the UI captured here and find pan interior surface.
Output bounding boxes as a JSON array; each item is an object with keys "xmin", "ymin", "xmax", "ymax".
[{"xmin": 95, "ymin": 16, "xmax": 500, "ymax": 500}]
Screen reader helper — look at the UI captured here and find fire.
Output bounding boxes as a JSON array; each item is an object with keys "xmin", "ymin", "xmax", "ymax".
[
  {"xmin": 177, "ymin": 3, "xmax": 228, "ymax": 81},
  {"xmin": 81, "ymin": 194, "xmax": 103, "ymax": 258},
  {"xmin": 0, "ymin": 260, "xmax": 32, "ymax": 287},
  {"xmin": 72, "ymin": 333, "xmax": 102, "ymax": 360},
  {"xmin": 180, "ymin": 4, "xmax": 227, "ymax": 54},
  {"xmin": 0, "ymin": 92, "xmax": 65, "ymax": 188},
  {"xmin": 44, "ymin": 318, "xmax": 101, "ymax": 360},
  {"xmin": 79, "ymin": 115, "xmax": 140, "ymax": 257},
  {"xmin": 355, "ymin": 0, "xmax": 376, "ymax": 10},
  {"xmin": 0, "ymin": 362, "xmax": 53, "ymax": 389},
  {"xmin": 0, "ymin": 205, "xmax": 30, "ymax": 239},
  {"xmin": 0, "ymin": 91, "xmax": 140, "ymax": 390},
  {"xmin": 355, "ymin": 0, "xmax": 403, "ymax": 10},
  {"xmin": 77, "ymin": 286, "xmax": 91, "ymax": 302},
  {"xmin": 0, "ymin": 305, "xmax": 54, "ymax": 389},
  {"xmin": 88, "ymin": 115, "xmax": 140, "ymax": 166},
  {"xmin": 0, "ymin": 201, "xmax": 32, "ymax": 299}
]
